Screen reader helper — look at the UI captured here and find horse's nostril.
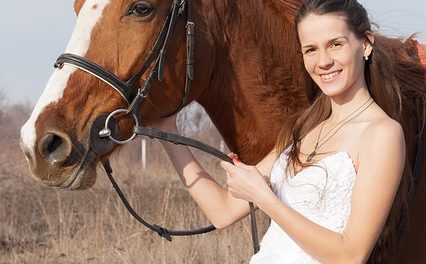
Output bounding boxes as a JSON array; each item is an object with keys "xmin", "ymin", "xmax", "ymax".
[
  {"xmin": 45, "ymin": 134, "xmax": 62, "ymax": 154},
  {"xmin": 39, "ymin": 132, "xmax": 72, "ymax": 164}
]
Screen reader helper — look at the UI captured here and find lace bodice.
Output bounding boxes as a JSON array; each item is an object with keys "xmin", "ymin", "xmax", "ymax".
[{"xmin": 250, "ymin": 150, "xmax": 356, "ymax": 264}]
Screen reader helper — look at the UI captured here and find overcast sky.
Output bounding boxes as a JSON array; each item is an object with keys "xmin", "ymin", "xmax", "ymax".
[{"xmin": 0, "ymin": 0, "xmax": 425, "ymax": 104}]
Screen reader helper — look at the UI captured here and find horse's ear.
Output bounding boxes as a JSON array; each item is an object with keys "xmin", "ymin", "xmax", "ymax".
[{"xmin": 74, "ymin": 0, "xmax": 85, "ymax": 15}]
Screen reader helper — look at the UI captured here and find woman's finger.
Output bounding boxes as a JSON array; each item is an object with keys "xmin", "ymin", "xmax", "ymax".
[{"xmin": 227, "ymin": 152, "xmax": 240, "ymax": 163}]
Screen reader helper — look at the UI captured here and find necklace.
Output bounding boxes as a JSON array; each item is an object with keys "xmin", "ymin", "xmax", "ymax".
[{"xmin": 306, "ymin": 97, "xmax": 374, "ymax": 162}]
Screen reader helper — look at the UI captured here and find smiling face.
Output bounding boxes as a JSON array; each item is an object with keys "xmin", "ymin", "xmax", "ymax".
[{"xmin": 297, "ymin": 13, "xmax": 372, "ymax": 100}]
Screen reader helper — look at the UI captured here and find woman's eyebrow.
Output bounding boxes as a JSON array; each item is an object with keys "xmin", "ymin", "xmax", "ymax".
[
  {"xmin": 302, "ymin": 36, "xmax": 349, "ymax": 49},
  {"xmin": 327, "ymin": 36, "xmax": 349, "ymax": 44}
]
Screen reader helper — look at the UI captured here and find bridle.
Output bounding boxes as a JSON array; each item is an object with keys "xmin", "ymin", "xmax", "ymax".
[
  {"xmin": 55, "ymin": 0, "xmax": 192, "ymax": 117},
  {"xmin": 54, "ymin": 0, "xmax": 261, "ymax": 253}
]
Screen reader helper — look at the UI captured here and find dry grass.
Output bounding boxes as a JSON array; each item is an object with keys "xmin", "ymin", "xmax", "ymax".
[{"xmin": 0, "ymin": 102, "xmax": 269, "ymax": 263}]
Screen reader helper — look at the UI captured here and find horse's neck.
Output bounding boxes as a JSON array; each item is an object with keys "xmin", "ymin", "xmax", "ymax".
[{"xmin": 197, "ymin": 0, "xmax": 308, "ymax": 164}]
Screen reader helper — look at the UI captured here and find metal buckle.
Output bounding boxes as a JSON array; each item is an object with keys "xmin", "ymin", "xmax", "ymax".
[
  {"xmin": 99, "ymin": 109, "xmax": 139, "ymax": 144},
  {"xmin": 178, "ymin": 0, "xmax": 186, "ymax": 16},
  {"xmin": 186, "ymin": 21, "xmax": 194, "ymax": 35}
]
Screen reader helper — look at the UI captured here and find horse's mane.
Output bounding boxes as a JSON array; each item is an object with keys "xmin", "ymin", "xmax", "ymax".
[{"xmin": 204, "ymin": 0, "xmax": 301, "ymax": 49}]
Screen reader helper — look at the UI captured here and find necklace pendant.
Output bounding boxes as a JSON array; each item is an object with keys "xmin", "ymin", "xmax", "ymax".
[{"xmin": 306, "ymin": 151, "xmax": 316, "ymax": 162}]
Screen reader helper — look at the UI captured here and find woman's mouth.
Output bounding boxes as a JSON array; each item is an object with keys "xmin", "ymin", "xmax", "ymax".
[{"xmin": 320, "ymin": 70, "xmax": 342, "ymax": 82}]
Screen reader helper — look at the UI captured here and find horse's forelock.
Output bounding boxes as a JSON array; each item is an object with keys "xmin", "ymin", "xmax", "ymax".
[{"xmin": 20, "ymin": 0, "xmax": 111, "ymax": 158}]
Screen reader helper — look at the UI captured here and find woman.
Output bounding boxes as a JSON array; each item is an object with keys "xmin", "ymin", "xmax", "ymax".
[{"xmin": 153, "ymin": 0, "xmax": 426, "ymax": 263}]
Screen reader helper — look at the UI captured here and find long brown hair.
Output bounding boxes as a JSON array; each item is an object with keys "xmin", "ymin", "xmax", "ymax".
[{"xmin": 276, "ymin": 0, "xmax": 426, "ymax": 262}]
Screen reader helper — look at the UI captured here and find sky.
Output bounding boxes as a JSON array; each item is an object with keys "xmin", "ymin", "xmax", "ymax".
[{"xmin": 0, "ymin": 0, "xmax": 425, "ymax": 104}]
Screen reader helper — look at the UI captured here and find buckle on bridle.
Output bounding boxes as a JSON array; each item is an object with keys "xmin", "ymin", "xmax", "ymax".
[{"xmin": 178, "ymin": 0, "xmax": 186, "ymax": 16}]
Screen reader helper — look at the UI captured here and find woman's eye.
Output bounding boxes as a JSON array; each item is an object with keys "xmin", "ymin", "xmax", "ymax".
[
  {"xmin": 331, "ymin": 43, "xmax": 342, "ymax": 48},
  {"xmin": 304, "ymin": 48, "xmax": 315, "ymax": 55},
  {"xmin": 128, "ymin": 2, "xmax": 153, "ymax": 17}
]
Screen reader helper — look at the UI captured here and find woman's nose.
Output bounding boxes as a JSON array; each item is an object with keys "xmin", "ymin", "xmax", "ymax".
[{"xmin": 317, "ymin": 50, "xmax": 334, "ymax": 69}]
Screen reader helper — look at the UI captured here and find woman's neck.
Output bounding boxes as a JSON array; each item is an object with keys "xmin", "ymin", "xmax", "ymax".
[{"xmin": 328, "ymin": 85, "xmax": 371, "ymax": 123}]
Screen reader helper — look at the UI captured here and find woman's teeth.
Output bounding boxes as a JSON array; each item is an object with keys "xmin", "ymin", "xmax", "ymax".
[{"xmin": 321, "ymin": 71, "xmax": 340, "ymax": 80}]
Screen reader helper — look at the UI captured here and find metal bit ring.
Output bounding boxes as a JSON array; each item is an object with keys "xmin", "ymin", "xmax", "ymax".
[{"xmin": 101, "ymin": 109, "xmax": 139, "ymax": 144}]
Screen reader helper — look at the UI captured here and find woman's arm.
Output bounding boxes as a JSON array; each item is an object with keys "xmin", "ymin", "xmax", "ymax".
[
  {"xmin": 153, "ymin": 115, "xmax": 277, "ymax": 229},
  {"xmin": 222, "ymin": 119, "xmax": 405, "ymax": 263}
]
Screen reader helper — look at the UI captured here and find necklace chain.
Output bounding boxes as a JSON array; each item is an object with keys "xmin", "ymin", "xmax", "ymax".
[{"xmin": 306, "ymin": 97, "xmax": 374, "ymax": 162}]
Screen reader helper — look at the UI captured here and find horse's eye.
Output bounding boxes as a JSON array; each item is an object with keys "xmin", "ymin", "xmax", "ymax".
[{"xmin": 127, "ymin": 2, "xmax": 153, "ymax": 17}]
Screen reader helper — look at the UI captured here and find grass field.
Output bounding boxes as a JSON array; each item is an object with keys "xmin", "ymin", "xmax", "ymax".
[{"xmin": 0, "ymin": 101, "xmax": 269, "ymax": 263}]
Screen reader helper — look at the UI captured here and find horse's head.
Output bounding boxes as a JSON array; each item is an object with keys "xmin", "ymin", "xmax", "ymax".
[{"xmin": 20, "ymin": 0, "xmax": 210, "ymax": 189}]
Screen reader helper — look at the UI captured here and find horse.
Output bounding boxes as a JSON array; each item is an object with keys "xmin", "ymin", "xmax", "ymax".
[{"xmin": 19, "ymin": 0, "xmax": 426, "ymax": 262}]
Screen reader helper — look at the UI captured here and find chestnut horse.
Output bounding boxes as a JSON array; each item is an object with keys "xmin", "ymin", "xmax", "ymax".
[{"xmin": 19, "ymin": 0, "xmax": 426, "ymax": 262}]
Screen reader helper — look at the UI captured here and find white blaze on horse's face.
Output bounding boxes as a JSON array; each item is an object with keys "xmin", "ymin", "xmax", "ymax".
[{"xmin": 20, "ymin": 0, "xmax": 111, "ymax": 160}]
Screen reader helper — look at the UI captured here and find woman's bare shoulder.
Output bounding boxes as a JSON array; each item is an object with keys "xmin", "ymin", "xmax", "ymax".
[
  {"xmin": 363, "ymin": 115, "xmax": 403, "ymax": 138},
  {"xmin": 358, "ymin": 115, "xmax": 405, "ymax": 158}
]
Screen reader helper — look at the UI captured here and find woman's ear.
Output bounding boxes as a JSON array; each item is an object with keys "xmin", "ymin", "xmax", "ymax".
[{"xmin": 363, "ymin": 31, "xmax": 375, "ymax": 58}]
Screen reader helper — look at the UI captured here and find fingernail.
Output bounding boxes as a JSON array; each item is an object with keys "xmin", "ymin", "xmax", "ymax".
[{"xmin": 232, "ymin": 157, "xmax": 240, "ymax": 163}]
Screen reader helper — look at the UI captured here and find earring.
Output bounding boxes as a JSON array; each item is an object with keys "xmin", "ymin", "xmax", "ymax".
[{"xmin": 364, "ymin": 55, "xmax": 369, "ymax": 61}]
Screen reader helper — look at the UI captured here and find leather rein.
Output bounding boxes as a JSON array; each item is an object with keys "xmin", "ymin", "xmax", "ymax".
[{"xmin": 54, "ymin": 0, "xmax": 260, "ymax": 253}]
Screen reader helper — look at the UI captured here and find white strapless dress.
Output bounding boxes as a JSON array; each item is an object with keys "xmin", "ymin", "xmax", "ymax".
[{"xmin": 250, "ymin": 150, "xmax": 356, "ymax": 264}]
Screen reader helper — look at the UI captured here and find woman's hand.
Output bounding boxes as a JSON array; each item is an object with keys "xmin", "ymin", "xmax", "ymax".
[{"xmin": 220, "ymin": 153, "xmax": 273, "ymax": 204}]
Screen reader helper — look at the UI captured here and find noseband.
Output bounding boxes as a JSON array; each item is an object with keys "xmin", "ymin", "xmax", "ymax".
[{"xmin": 53, "ymin": 0, "xmax": 260, "ymax": 253}]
